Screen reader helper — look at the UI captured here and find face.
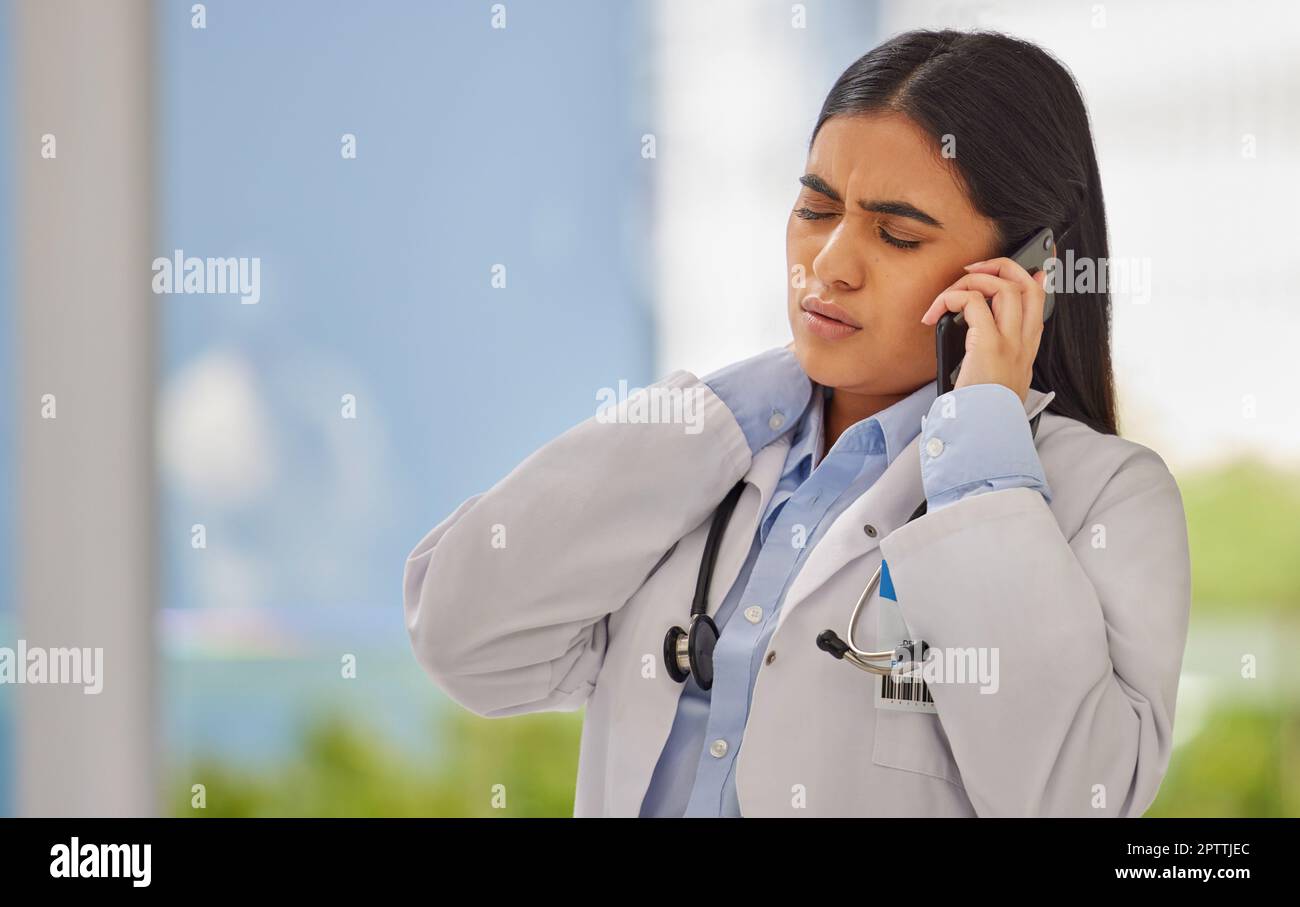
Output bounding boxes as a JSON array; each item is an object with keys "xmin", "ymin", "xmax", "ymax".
[{"xmin": 786, "ymin": 112, "xmax": 1002, "ymax": 395}]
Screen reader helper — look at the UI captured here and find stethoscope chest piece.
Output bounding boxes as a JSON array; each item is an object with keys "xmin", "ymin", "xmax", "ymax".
[
  {"xmin": 663, "ymin": 479, "xmax": 747, "ymax": 693},
  {"xmin": 663, "ymin": 614, "xmax": 719, "ymax": 690}
]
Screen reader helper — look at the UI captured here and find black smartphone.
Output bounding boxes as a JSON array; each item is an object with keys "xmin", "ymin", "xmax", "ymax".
[{"xmin": 934, "ymin": 225, "xmax": 1056, "ymax": 396}]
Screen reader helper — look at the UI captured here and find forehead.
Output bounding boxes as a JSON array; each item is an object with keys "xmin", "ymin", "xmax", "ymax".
[{"xmin": 806, "ymin": 112, "xmax": 973, "ymax": 222}]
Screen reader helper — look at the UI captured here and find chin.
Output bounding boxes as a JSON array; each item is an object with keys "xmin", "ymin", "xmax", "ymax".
[
  {"xmin": 791, "ymin": 330, "xmax": 931, "ymax": 396},
  {"xmin": 789, "ymin": 335, "xmax": 873, "ymax": 391}
]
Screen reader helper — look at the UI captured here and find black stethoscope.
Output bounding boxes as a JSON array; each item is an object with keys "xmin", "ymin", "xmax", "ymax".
[{"xmin": 663, "ymin": 396, "xmax": 1045, "ymax": 690}]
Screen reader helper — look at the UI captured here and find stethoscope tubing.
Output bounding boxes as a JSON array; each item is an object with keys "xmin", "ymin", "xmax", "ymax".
[{"xmin": 838, "ymin": 560, "xmax": 900, "ymax": 675}]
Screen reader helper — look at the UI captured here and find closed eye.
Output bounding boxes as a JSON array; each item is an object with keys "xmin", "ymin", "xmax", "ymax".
[
  {"xmin": 795, "ymin": 206, "xmax": 923, "ymax": 251},
  {"xmin": 794, "ymin": 206, "xmax": 836, "ymax": 220},
  {"xmin": 877, "ymin": 226, "xmax": 921, "ymax": 250}
]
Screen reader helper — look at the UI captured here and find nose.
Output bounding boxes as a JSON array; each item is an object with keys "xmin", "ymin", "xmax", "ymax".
[{"xmin": 811, "ymin": 218, "xmax": 865, "ymax": 293}]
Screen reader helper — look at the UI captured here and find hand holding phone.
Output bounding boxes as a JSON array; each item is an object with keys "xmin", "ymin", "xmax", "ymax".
[{"xmin": 926, "ymin": 226, "xmax": 1056, "ymax": 398}]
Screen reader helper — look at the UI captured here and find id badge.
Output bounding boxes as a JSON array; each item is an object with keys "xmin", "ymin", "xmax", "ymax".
[{"xmin": 873, "ymin": 558, "xmax": 936, "ymax": 714}]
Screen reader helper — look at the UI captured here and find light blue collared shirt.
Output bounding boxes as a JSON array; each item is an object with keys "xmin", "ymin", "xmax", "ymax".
[{"xmin": 638, "ymin": 346, "xmax": 1051, "ymax": 818}]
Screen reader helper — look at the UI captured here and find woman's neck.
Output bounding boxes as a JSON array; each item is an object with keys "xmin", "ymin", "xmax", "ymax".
[{"xmin": 821, "ymin": 386, "xmax": 911, "ymax": 460}]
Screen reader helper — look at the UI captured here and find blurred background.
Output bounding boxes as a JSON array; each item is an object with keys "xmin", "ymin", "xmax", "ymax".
[{"xmin": 0, "ymin": 0, "xmax": 1296, "ymax": 817}]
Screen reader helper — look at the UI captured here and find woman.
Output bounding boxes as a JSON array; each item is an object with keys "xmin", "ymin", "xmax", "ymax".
[{"xmin": 403, "ymin": 29, "xmax": 1191, "ymax": 818}]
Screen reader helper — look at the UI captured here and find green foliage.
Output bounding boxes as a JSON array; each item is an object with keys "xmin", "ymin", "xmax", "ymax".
[
  {"xmin": 1179, "ymin": 458, "xmax": 1300, "ymax": 613},
  {"xmin": 172, "ymin": 707, "xmax": 582, "ymax": 817},
  {"xmin": 1148, "ymin": 702, "xmax": 1300, "ymax": 817},
  {"xmin": 173, "ymin": 697, "xmax": 1300, "ymax": 817}
]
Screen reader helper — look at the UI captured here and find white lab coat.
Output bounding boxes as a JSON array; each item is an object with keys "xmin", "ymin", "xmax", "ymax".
[{"xmin": 403, "ymin": 363, "xmax": 1191, "ymax": 817}]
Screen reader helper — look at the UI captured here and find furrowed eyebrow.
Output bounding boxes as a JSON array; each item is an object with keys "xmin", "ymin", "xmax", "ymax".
[
  {"xmin": 799, "ymin": 173, "xmax": 843, "ymax": 203},
  {"xmin": 798, "ymin": 173, "xmax": 944, "ymax": 228}
]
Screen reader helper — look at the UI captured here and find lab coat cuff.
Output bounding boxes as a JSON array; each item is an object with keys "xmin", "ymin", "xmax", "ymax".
[
  {"xmin": 881, "ymin": 484, "xmax": 1050, "ymax": 563},
  {"xmin": 919, "ymin": 383, "xmax": 1051, "ymax": 510}
]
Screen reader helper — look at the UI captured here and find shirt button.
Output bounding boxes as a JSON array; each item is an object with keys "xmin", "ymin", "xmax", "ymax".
[
  {"xmin": 863, "ymin": 523, "xmax": 877, "ymax": 538},
  {"xmin": 709, "ymin": 739, "xmax": 729, "ymax": 758},
  {"xmin": 744, "ymin": 605, "xmax": 763, "ymax": 624},
  {"xmin": 765, "ymin": 651, "xmax": 777, "ymax": 665},
  {"xmin": 768, "ymin": 411, "xmax": 785, "ymax": 431},
  {"xmin": 925, "ymin": 437, "xmax": 945, "ymax": 458}
]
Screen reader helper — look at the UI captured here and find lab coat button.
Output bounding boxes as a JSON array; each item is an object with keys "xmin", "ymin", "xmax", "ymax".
[
  {"xmin": 925, "ymin": 437, "xmax": 945, "ymax": 458},
  {"xmin": 709, "ymin": 739, "xmax": 728, "ymax": 758},
  {"xmin": 769, "ymin": 411, "xmax": 785, "ymax": 431},
  {"xmin": 863, "ymin": 523, "xmax": 877, "ymax": 538},
  {"xmin": 765, "ymin": 651, "xmax": 777, "ymax": 665},
  {"xmin": 744, "ymin": 605, "xmax": 763, "ymax": 624}
]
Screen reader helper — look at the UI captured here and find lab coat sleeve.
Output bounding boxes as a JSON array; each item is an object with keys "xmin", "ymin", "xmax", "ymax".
[
  {"xmin": 877, "ymin": 445, "xmax": 1192, "ymax": 816},
  {"xmin": 402, "ymin": 368, "xmax": 755, "ymax": 719}
]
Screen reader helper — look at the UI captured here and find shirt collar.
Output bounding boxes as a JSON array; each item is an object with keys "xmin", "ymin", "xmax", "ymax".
[{"xmin": 783, "ymin": 379, "xmax": 937, "ymax": 478}]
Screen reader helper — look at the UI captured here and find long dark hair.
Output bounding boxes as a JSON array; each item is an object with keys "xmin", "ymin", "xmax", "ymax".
[{"xmin": 812, "ymin": 29, "xmax": 1117, "ymax": 436}]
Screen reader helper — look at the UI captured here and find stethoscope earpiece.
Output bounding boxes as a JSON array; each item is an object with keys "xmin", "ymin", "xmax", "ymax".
[{"xmin": 816, "ymin": 629, "xmax": 849, "ymax": 659}]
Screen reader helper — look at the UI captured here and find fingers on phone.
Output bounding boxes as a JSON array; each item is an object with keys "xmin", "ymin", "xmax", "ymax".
[
  {"xmin": 950, "ymin": 272, "xmax": 1023, "ymax": 338},
  {"xmin": 969, "ymin": 257, "xmax": 1042, "ymax": 301},
  {"xmin": 923, "ymin": 291, "xmax": 978, "ymax": 325},
  {"xmin": 966, "ymin": 256, "xmax": 1031, "ymax": 282},
  {"xmin": 932, "ymin": 289, "xmax": 994, "ymax": 331}
]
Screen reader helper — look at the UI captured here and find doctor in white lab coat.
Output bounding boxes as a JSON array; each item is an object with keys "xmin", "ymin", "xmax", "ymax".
[{"xmin": 403, "ymin": 29, "xmax": 1192, "ymax": 817}]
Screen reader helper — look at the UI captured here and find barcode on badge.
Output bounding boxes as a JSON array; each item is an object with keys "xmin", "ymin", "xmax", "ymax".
[
  {"xmin": 880, "ymin": 671, "xmax": 934, "ymax": 704},
  {"xmin": 875, "ymin": 639, "xmax": 937, "ymax": 713}
]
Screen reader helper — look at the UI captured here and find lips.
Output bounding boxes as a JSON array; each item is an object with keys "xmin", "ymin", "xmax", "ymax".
[{"xmin": 800, "ymin": 295, "xmax": 862, "ymax": 328}]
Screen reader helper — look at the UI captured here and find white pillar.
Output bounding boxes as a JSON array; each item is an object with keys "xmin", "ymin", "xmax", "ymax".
[{"xmin": 15, "ymin": 0, "xmax": 157, "ymax": 816}]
